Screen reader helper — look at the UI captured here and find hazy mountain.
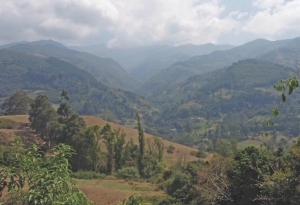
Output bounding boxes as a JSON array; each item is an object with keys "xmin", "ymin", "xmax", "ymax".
[
  {"xmin": 259, "ymin": 37, "xmax": 300, "ymax": 69},
  {"xmin": 71, "ymin": 43, "xmax": 234, "ymax": 82},
  {"xmin": 0, "ymin": 49, "xmax": 156, "ymax": 122},
  {"xmin": 1, "ymin": 40, "xmax": 139, "ymax": 91},
  {"xmin": 140, "ymin": 38, "xmax": 292, "ymax": 95}
]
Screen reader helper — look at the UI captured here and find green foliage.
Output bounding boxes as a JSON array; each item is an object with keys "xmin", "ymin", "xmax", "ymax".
[
  {"xmin": 0, "ymin": 137, "xmax": 93, "ymax": 204},
  {"xmin": 116, "ymin": 167, "xmax": 140, "ymax": 179},
  {"xmin": 167, "ymin": 145, "xmax": 175, "ymax": 154},
  {"xmin": 29, "ymin": 94, "xmax": 58, "ymax": 145},
  {"xmin": 136, "ymin": 112, "xmax": 145, "ymax": 177},
  {"xmin": 71, "ymin": 171, "xmax": 106, "ymax": 180},
  {"xmin": 2, "ymin": 90, "xmax": 32, "ymax": 115},
  {"xmin": 216, "ymin": 138, "xmax": 238, "ymax": 157},
  {"xmin": 116, "ymin": 195, "xmax": 150, "ymax": 205},
  {"xmin": 115, "ymin": 129, "xmax": 126, "ymax": 171},
  {"xmin": 190, "ymin": 150, "xmax": 207, "ymax": 158}
]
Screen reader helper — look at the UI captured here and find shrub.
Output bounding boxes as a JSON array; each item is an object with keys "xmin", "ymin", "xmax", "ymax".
[
  {"xmin": 167, "ymin": 145, "xmax": 175, "ymax": 154},
  {"xmin": 116, "ymin": 167, "xmax": 140, "ymax": 179},
  {"xmin": 196, "ymin": 150, "xmax": 207, "ymax": 158},
  {"xmin": 71, "ymin": 171, "xmax": 106, "ymax": 179}
]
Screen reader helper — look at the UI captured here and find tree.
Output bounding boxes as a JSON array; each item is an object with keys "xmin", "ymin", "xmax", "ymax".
[
  {"xmin": 102, "ymin": 123, "xmax": 115, "ymax": 175},
  {"xmin": 76, "ymin": 125, "xmax": 102, "ymax": 171},
  {"xmin": 136, "ymin": 112, "xmax": 145, "ymax": 177},
  {"xmin": 114, "ymin": 129, "xmax": 126, "ymax": 171},
  {"xmin": 29, "ymin": 94, "xmax": 58, "ymax": 147},
  {"xmin": 0, "ymin": 137, "xmax": 93, "ymax": 205},
  {"xmin": 2, "ymin": 90, "xmax": 32, "ymax": 115}
]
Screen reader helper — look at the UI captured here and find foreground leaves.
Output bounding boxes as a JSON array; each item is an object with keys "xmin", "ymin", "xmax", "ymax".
[{"xmin": 0, "ymin": 137, "xmax": 93, "ymax": 205}]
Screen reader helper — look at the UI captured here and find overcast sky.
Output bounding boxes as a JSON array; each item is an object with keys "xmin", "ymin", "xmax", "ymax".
[{"xmin": 1, "ymin": 0, "xmax": 300, "ymax": 48}]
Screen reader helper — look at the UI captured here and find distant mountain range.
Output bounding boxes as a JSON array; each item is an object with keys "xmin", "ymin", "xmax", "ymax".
[
  {"xmin": 71, "ymin": 43, "xmax": 234, "ymax": 82},
  {"xmin": 140, "ymin": 38, "xmax": 299, "ymax": 95},
  {"xmin": 0, "ymin": 40, "xmax": 139, "ymax": 91}
]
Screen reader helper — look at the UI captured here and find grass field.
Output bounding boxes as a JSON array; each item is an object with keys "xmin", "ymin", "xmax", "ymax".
[{"xmin": 77, "ymin": 179, "xmax": 165, "ymax": 205}]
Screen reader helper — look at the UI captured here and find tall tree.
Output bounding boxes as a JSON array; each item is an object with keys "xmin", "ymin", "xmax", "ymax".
[
  {"xmin": 102, "ymin": 123, "xmax": 115, "ymax": 175},
  {"xmin": 29, "ymin": 94, "xmax": 57, "ymax": 147},
  {"xmin": 2, "ymin": 90, "xmax": 32, "ymax": 115},
  {"xmin": 114, "ymin": 129, "xmax": 126, "ymax": 171},
  {"xmin": 136, "ymin": 112, "xmax": 145, "ymax": 177}
]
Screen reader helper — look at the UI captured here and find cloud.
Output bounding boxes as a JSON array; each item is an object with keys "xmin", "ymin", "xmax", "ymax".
[
  {"xmin": 0, "ymin": 0, "xmax": 237, "ymax": 47},
  {"xmin": 243, "ymin": 0, "xmax": 300, "ymax": 37}
]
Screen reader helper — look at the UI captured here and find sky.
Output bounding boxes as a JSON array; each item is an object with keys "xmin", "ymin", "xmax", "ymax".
[{"xmin": 1, "ymin": 0, "xmax": 300, "ymax": 48}]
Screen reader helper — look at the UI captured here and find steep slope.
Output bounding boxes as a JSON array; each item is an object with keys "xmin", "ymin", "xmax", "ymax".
[
  {"xmin": 72, "ymin": 43, "xmax": 234, "ymax": 82},
  {"xmin": 1, "ymin": 40, "xmax": 139, "ymax": 91},
  {"xmin": 0, "ymin": 49, "xmax": 156, "ymax": 122},
  {"xmin": 140, "ymin": 38, "xmax": 291, "ymax": 95}
]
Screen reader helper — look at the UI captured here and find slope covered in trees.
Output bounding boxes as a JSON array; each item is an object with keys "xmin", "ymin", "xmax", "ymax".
[
  {"xmin": 0, "ymin": 49, "xmax": 156, "ymax": 123},
  {"xmin": 1, "ymin": 40, "xmax": 139, "ymax": 91},
  {"xmin": 145, "ymin": 60, "xmax": 299, "ymax": 149}
]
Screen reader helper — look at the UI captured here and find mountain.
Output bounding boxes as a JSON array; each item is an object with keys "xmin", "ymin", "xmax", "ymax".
[
  {"xmin": 146, "ymin": 59, "xmax": 300, "ymax": 147},
  {"xmin": 0, "ymin": 40, "xmax": 139, "ymax": 91},
  {"xmin": 71, "ymin": 43, "xmax": 234, "ymax": 82},
  {"xmin": 0, "ymin": 49, "xmax": 156, "ymax": 122},
  {"xmin": 140, "ymin": 38, "xmax": 291, "ymax": 95},
  {"xmin": 259, "ymin": 37, "xmax": 300, "ymax": 69}
]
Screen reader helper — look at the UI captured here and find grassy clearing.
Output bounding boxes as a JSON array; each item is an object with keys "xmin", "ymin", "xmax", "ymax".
[
  {"xmin": 76, "ymin": 179, "xmax": 165, "ymax": 205},
  {"xmin": 238, "ymin": 139, "xmax": 264, "ymax": 149}
]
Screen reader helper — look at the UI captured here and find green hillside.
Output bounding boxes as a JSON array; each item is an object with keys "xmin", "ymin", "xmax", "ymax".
[
  {"xmin": 145, "ymin": 59, "xmax": 299, "ymax": 148},
  {"xmin": 0, "ymin": 49, "xmax": 156, "ymax": 123},
  {"xmin": 3, "ymin": 40, "xmax": 139, "ymax": 91}
]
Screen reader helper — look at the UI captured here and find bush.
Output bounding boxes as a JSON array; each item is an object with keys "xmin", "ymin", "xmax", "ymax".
[
  {"xmin": 116, "ymin": 167, "xmax": 140, "ymax": 179},
  {"xmin": 190, "ymin": 150, "xmax": 207, "ymax": 158},
  {"xmin": 167, "ymin": 145, "xmax": 175, "ymax": 154},
  {"xmin": 71, "ymin": 171, "xmax": 106, "ymax": 179},
  {"xmin": 196, "ymin": 150, "xmax": 207, "ymax": 158}
]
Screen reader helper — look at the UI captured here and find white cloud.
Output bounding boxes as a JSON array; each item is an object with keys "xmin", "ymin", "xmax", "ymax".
[
  {"xmin": 243, "ymin": 0, "xmax": 300, "ymax": 37},
  {"xmin": 0, "ymin": 0, "xmax": 237, "ymax": 47}
]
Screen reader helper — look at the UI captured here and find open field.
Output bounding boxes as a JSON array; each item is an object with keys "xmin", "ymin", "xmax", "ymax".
[{"xmin": 77, "ymin": 179, "xmax": 165, "ymax": 205}]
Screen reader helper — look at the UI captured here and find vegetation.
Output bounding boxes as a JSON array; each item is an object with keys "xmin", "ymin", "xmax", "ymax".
[
  {"xmin": 0, "ymin": 137, "xmax": 93, "ymax": 205},
  {"xmin": 1, "ymin": 90, "xmax": 32, "ymax": 115},
  {"xmin": 0, "ymin": 49, "xmax": 156, "ymax": 124}
]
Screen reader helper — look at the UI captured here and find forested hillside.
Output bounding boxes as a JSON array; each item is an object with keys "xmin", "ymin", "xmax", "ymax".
[
  {"xmin": 144, "ymin": 59, "xmax": 300, "ymax": 150},
  {"xmin": 1, "ymin": 40, "xmax": 139, "ymax": 91},
  {"xmin": 0, "ymin": 49, "xmax": 156, "ymax": 122}
]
